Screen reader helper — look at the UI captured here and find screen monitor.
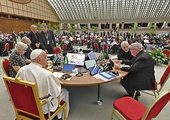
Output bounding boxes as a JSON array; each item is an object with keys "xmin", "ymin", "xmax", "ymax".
[
  {"xmin": 85, "ymin": 59, "xmax": 97, "ymax": 69},
  {"xmin": 67, "ymin": 53, "xmax": 85, "ymax": 66},
  {"xmin": 87, "ymin": 51, "xmax": 97, "ymax": 60},
  {"xmin": 63, "ymin": 64, "xmax": 75, "ymax": 72}
]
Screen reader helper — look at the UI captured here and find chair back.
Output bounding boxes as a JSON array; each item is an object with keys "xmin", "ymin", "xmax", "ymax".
[
  {"xmin": 142, "ymin": 89, "xmax": 170, "ymax": 120},
  {"xmin": 73, "ymin": 39, "xmax": 77, "ymax": 45},
  {"xmin": 1, "ymin": 58, "xmax": 9, "ymax": 76},
  {"xmin": 12, "ymin": 41, "xmax": 16, "ymax": 49},
  {"xmin": 162, "ymin": 49, "xmax": 170, "ymax": 58},
  {"xmin": 103, "ymin": 44, "xmax": 108, "ymax": 53},
  {"xmin": 94, "ymin": 43, "xmax": 99, "ymax": 52},
  {"xmin": 54, "ymin": 47, "xmax": 61, "ymax": 54},
  {"xmin": 103, "ymin": 44, "xmax": 108, "ymax": 50},
  {"xmin": 159, "ymin": 65, "xmax": 170, "ymax": 88},
  {"xmin": 3, "ymin": 76, "xmax": 45, "ymax": 120},
  {"xmin": 62, "ymin": 44, "xmax": 67, "ymax": 51},
  {"xmin": 4, "ymin": 43, "xmax": 9, "ymax": 51}
]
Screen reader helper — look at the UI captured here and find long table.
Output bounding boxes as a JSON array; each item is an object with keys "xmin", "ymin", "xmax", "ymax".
[{"xmin": 59, "ymin": 68, "xmax": 128, "ymax": 105}]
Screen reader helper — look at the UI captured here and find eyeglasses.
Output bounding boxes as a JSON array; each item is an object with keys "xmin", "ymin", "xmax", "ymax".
[
  {"xmin": 123, "ymin": 46, "xmax": 128, "ymax": 49},
  {"xmin": 130, "ymin": 48, "xmax": 135, "ymax": 51}
]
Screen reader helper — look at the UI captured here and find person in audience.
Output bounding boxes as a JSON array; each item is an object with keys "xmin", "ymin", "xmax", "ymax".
[
  {"xmin": 114, "ymin": 42, "xmax": 155, "ymax": 100},
  {"xmin": 40, "ymin": 23, "xmax": 56, "ymax": 54},
  {"xmin": 15, "ymin": 49, "xmax": 69, "ymax": 120},
  {"xmin": 9, "ymin": 42, "xmax": 28, "ymax": 78},
  {"xmin": 102, "ymin": 55, "xmax": 114, "ymax": 71},
  {"xmin": 27, "ymin": 24, "xmax": 45, "ymax": 50},
  {"xmin": 163, "ymin": 40, "xmax": 170, "ymax": 50},
  {"xmin": 117, "ymin": 41, "xmax": 133, "ymax": 60},
  {"xmin": 21, "ymin": 36, "xmax": 33, "ymax": 60}
]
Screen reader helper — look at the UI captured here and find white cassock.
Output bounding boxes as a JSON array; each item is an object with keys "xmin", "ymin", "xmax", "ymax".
[{"xmin": 16, "ymin": 62, "xmax": 69, "ymax": 118}]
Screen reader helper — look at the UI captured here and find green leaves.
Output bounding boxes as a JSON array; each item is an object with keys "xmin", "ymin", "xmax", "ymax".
[
  {"xmin": 148, "ymin": 24, "xmax": 157, "ymax": 36},
  {"xmin": 149, "ymin": 49, "xmax": 167, "ymax": 64}
]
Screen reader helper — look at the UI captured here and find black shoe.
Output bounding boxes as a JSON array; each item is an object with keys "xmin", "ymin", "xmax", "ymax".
[
  {"xmin": 58, "ymin": 118, "xmax": 63, "ymax": 120},
  {"xmin": 136, "ymin": 91, "xmax": 141, "ymax": 96},
  {"xmin": 134, "ymin": 95, "xmax": 139, "ymax": 101}
]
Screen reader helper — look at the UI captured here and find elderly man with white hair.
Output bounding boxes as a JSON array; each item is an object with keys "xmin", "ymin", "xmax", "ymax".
[
  {"xmin": 117, "ymin": 41, "xmax": 133, "ymax": 60},
  {"xmin": 115, "ymin": 42, "xmax": 155, "ymax": 100},
  {"xmin": 16, "ymin": 49, "xmax": 69, "ymax": 120}
]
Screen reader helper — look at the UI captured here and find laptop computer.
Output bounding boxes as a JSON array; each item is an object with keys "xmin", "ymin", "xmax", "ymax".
[
  {"xmin": 63, "ymin": 64, "xmax": 76, "ymax": 72},
  {"xmin": 89, "ymin": 65, "xmax": 101, "ymax": 76},
  {"xmin": 53, "ymin": 55, "xmax": 58, "ymax": 65},
  {"xmin": 87, "ymin": 51, "xmax": 97, "ymax": 60},
  {"xmin": 85, "ymin": 59, "xmax": 97, "ymax": 69}
]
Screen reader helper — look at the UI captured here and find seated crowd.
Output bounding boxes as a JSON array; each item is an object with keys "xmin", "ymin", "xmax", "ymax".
[{"xmin": 1, "ymin": 24, "xmax": 170, "ymax": 119}]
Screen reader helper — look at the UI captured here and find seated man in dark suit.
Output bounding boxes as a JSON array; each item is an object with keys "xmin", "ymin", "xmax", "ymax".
[
  {"xmin": 117, "ymin": 41, "xmax": 133, "ymax": 60},
  {"xmin": 115, "ymin": 42, "xmax": 155, "ymax": 100}
]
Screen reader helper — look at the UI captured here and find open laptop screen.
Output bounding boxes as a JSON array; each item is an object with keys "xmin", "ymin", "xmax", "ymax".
[
  {"xmin": 53, "ymin": 55, "xmax": 58, "ymax": 64},
  {"xmin": 63, "ymin": 64, "xmax": 75, "ymax": 72},
  {"xmin": 85, "ymin": 59, "xmax": 97, "ymax": 69},
  {"xmin": 87, "ymin": 51, "xmax": 97, "ymax": 60},
  {"xmin": 67, "ymin": 53, "xmax": 85, "ymax": 66}
]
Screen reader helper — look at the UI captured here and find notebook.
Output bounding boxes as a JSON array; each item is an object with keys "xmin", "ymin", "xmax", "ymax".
[
  {"xmin": 85, "ymin": 59, "xmax": 97, "ymax": 69},
  {"xmin": 63, "ymin": 64, "xmax": 75, "ymax": 72},
  {"xmin": 87, "ymin": 51, "xmax": 97, "ymax": 60}
]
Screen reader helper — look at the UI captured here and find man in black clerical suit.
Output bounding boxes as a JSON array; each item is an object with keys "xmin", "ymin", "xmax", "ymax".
[
  {"xmin": 115, "ymin": 42, "xmax": 155, "ymax": 100},
  {"xmin": 39, "ymin": 23, "xmax": 56, "ymax": 54},
  {"xmin": 21, "ymin": 36, "xmax": 33, "ymax": 60},
  {"xmin": 117, "ymin": 41, "xmax": 133, "ymax": 60},
  {"xmin": 27, "ymin": 24, "xmax": 45, "ymax": 50}
]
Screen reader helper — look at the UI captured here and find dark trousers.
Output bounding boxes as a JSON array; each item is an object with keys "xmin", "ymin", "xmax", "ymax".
[{"xmin": 120, "ymin": 76, "xmax": 140, "ymax": 97}]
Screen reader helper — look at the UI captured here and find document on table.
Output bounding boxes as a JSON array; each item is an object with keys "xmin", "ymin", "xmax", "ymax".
[
  {"xmin": 93, "ymin": 72, "xmax": 117, "ymax": 81},
  {"xmin": 53, "ymin": 72, "xmax": 64, "ymax": 78}
]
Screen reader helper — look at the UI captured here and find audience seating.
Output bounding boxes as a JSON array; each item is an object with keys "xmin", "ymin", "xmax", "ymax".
[
  {"xmin": 1, "ymin": 43, "xmax": 9, "ymax": 56},
  {"xmin": 62, "ymin": 44, "xmax": 67, "ymax": 51},
  {"xmin": 73, "ymin": 39, "xmax": 77, "ymax": 45},
  {"xmin": 110, "ymin": 89, "xmax": 170, "ymax": 120},
  {"xmin": 1, "ymin": 58, "xmax": 9, "ymax": 76},
  {"xmin": 53, "ymin": 46, "xmax": 62, "ymax": 54},
  {"xmin": 133, "ymin": 65, "xmax": 170, "ymax": 98},
  {"xmin": 94, "ymin": 43, "xmax": 99, "ymax": 52},
  {"xmin": 162, "ymin": 49, "xmax": 170, "ymax": 59},
  {"xmin": 103, "ymin": 44, "xmax": 109, "ymax": 54},
  {"xmin": 3, "ymin": 76, "xmax": 67, "ymax": 120}
]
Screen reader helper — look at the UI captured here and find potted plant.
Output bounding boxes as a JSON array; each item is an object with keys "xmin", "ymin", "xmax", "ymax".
[
  {"xmin": 129, "ymin": 23, "xmax": 139, "ymax": 36},
  {"xmin": 91, "ymin": 26, "xmax": 99, "ymax": 34},
  {"xmin": 148, "ymin": 24, "xmax": 157, "ymax": 36},
  {"xmin": 53, "ymin": 24, "xmax": 60, "ymax": 33},
  {"xmin": 81, "ymin": 26, "xmax": 87, "ymax": 34},
  {"xmin": 149, "ymin": 49, "xmax": 167, "ymax": 65},
  {"xmin": 37, "ymin": 22, "xmax": 41, "ymax": 31},
  {"xmin": 69, "ymin": 25, "xmax": 75, "ymax": 35}
]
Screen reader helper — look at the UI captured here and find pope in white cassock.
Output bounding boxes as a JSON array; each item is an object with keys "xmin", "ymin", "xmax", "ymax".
[{"xmin": 16, "ymin": 49, "xmax": 69, "ymax": 120}]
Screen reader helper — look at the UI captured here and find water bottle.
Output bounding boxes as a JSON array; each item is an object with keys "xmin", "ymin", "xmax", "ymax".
[{"xmin": 60, "ymin": 53, "xmax": 64, "ymax": 68}]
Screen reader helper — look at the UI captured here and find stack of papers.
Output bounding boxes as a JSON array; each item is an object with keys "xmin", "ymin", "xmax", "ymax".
[{"xmin": 93, "ymin": 72, "xmax": 117, "ymax": 81}]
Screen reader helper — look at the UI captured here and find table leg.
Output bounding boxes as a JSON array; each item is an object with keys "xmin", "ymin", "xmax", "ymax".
[{"xmin": 97, "ymin": 84, "xmax": 103, "ymax": 105}]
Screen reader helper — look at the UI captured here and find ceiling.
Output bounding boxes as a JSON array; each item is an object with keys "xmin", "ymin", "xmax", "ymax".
[{"xmin": 48, "ymin": 0, "xmax": 170, "ymax": 24}]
